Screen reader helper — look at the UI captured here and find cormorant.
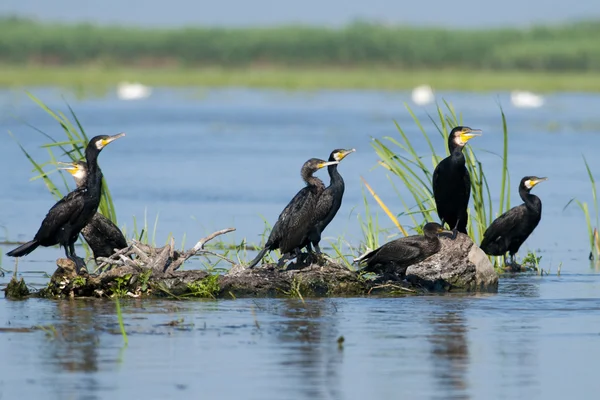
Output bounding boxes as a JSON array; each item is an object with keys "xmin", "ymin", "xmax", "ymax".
[
  {"xmin": 303, "ymin": 148, "xmax": 355, "ymax": 254},
  {"xmin": 247, "ymin": 158, "xmax": 339, "ymax": 268},
  {"xmin": 59, "ymin": 160, "xmax": 128, "ymax": 261},
  {"xmin": 354, "ymin": 222, "xmax": 452, "ymax": 276},
  {"xmin": 6, "ymin": 134, "xmax": 125, "ymax": 272},
  {"xmin": 432, "ymin": 126, "xmax": 482, "ymax": 235},
  {"xmin": 480, "ymin": 176, "xmax": 547, "ymax": 265}
]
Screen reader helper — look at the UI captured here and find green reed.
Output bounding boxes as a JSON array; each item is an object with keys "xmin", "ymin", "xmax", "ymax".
[
  {"xmin": 9, "ymin": 92, "xmax": 118, "ymax": 223},
  {"xmin": 565, "ymin": 156, "xmax": 600, "ymax": 261},
  {"xmin": 359, "ymin": 102, "xmax": 512, "ymax": 259}
]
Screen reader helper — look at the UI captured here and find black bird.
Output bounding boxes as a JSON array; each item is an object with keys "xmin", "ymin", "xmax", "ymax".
[
  {"xmin": 248, "ymin": 158, "xmax": 339, "ymax": 268},
  {"xmin": 354, "ymin": 222, "xmax": 452, "ymax": 276},
  {"xmin": 303, "ymin": 148, "xmax": 355, "ymax": 254},
  {"xmin": 6, "ymin": 134, "xmax": 125, "ymax": 271},
  {"xmin": 480, "ymin": 176, "xmax": 547, "ymax": 265},
  {"xmin": 432, "ymin": 126, "xmax": 482, "ymax": 235},
  {"xmin": 59, "ymin": 160, "xmax": 128, "ymax": 261}
]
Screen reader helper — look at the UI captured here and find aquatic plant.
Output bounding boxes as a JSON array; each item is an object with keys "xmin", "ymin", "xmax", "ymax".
[
  {"xmin": 359, "ymin": 102, "xmax": 513, "ymax": 267},
  {"xmin": 9, "ymin": 92, "xmax": 118, "ymax": 223},
  {"xmin": 565, "ymin": 156, "xmax": 600, "ymax": 261},
  {"xmin": 2, "ymin": 18, "xmax": 600, "ymax": 72},
  {"xmin": 185, "ymin": 271, "xmax": 221, "ymax": 298},
  {"xmin": 115, "ymin": 298, "xmax": 128, "ymax": 345}
]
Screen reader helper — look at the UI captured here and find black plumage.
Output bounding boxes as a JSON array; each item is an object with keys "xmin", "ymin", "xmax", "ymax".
[
  {"xmin": 61, "ymin": 160, "xmax": 128, "ymax": 261},
  {"xmin": 480, "ymin": 176, "xmax": 547, "ymax": 265},
  {"xmin": 6, "ymin": 133, "xmax": 125, "ymax": 271},
  {"xmin": 248, "ymin": 158, "xmax": 339, "ymax": 268},
  {"xmin": 303, "ymin": 148, "xmax": 355, "ymax": 254},
  {"xmin": 432, "ymin": 126, "xmax": 482, "ymax": 235},
  {"xmin": 354, "ymin": 222, "xmax": 451, "ymax": 276}
]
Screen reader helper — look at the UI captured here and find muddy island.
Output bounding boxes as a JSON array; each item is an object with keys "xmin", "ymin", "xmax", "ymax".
[{"xmin": 5, "ymin": 229, "xmax": 498, "ymax": 299}]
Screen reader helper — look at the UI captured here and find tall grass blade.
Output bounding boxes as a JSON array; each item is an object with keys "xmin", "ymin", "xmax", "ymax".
[{"xmin": 361, "ymin": 176, "xmax": 407, "ymax": 236}]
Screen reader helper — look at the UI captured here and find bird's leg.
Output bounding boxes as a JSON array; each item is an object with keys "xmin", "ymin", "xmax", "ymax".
[
  {"xmin": 313, "ymin": 242, "xmax": 322, "ymax": 255},
  {"xmin": 277, "ymin": 253, "xmax": 294, "ymax": 268},
  {"xmin": 305, "ymin": 242, "xmax": 314, "ymax": 254},
  {"xmin": 68, "ymin": 242, "xmax": 87, "ymax": 274},
  {"xmin": 448, "ymin": 219, "xmax": 459, "ymax": 240}
]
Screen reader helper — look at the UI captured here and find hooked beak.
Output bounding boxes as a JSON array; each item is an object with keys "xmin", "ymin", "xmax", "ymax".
[
  {"xmin": 460, "ymin": 128, "xmax": 482, "ymax": 143},
  {"xmin": 317, "ymin": 161, "xmax": 340, "ymax": 169},
  {"xmin": 530, "ymin": 177, "xmax": 548, "ymax": 187},
  {"xmin": 104, "ymin": 132, "xmax": 126, "ymax": 146},
  {"xmin": 56, "ymin": 161, "xmax": 77, "ymax": 170},
  {"xmin": 437, "ymin": 227, "xmax": 455, "ymax": 238},
  {"xmin": 335, "ymin": 148, "xmax": 356, "ymax": 161}
]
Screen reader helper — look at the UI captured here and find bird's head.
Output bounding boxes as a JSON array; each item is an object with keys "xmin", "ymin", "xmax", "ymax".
[
  {"xmin": 89, "ymin": 132, "xmax": 126, "ymax": 151},
  {"xmin": 302, "ymin": 158, "xmax": 340, "ymax": 176},
  {"xmin": 58, "ymin": 160, "xmax": 88, "ymax": 186},
  {"xmin": 521, "ymin": 176, "xmax": 547, "ymax": 192},
  {"xmin": 329, "ymin": 148, "xmax": 356, "ymax": 162},
  {"xmin": 450, "ymin": 126, "xmax": 482, "ymax": 148},
  {"xmin": 422, "ymin": 222, "xmax": 454, "ymax": 238}
]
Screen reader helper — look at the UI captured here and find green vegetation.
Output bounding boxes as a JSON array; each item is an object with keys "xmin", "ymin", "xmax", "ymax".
[
  {"xmin": 186, "ymin": 273, "xmax": 220, "ymax": 298},
  {"xmin": 2, "ymin": 17, "xmax": 600, "ymax": 71},
  {"xmin": 115, "ymin": 298, "xmax": 128, "ymax": 345},
  {"xmin": 2, "ymin": 18, "xmax": 600, "ymax": 91},
  {"xmin": 10, "ymin": 93, "xmax": 553, "ymax": 273},
  {"xmin": 565, "ymin": 156, "xmax": 600, "ymax": 262},
  {"xmin": 111, "ymin": 274, "xmax": 132, "ymax": 297},
  {"xmin": 355, "ymin": 102, "xmax": 552, "ymax": 269},
  {"xmin": 2, "ymin": 66, "xmax": 600, "ymax": 92},
  {"xmin": 9, "ymin": 92, "xmax": 118, "ymax": 223},
  {"xmin": 360, "ymin": 103, "xmax": 510, "ymax": 245}
]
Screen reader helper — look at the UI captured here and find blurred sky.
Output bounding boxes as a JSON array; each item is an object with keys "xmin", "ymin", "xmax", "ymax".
[{"xmin": 1, "ymin": 0, "xmax": 600, "ymax": 28}]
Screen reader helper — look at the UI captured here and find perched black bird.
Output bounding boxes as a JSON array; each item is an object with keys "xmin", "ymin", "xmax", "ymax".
[
  {"xmin": 6, "ymin": 134, "xmax": 125, "ymax": 272},
  {"xmin": 303, "ymin": 148, "xmax": 355, "ymax": 254},
  {"xmin": 248, "ymin": 158, "xmax": 339, "ymax": 268},
  {"xmin": 354, "ymin": 222, "xmax": 452, "ymax": 276},
  {"xmin": 432, "ymin": 126, "xmax": 482, "ymax": 235},
  {"xmin": 480, "ymin": 176, "xmax": 547, "ymax": 265},
  {"xmin": 59, "ymin": 160, "xmax": 128, "ymax": 261}
]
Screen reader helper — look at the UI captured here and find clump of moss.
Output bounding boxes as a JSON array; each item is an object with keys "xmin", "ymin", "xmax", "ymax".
[
  {"xmin": 186, "ymin": 274, "xmax": 220, "ymax": 298},
  {"xmin": 4, "ymin": 276, "xmax": 30, "ymax": 299}
]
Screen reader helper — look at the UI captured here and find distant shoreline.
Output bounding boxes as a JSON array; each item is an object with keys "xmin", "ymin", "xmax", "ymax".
[{"xmin": 1, "ymin": 66, "xmax": 599, "ymax": 92}]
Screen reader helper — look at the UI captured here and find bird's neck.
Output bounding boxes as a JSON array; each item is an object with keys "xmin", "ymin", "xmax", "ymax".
[
  {"xmin": 84, "ymin": 148, "xmax": 103, "ymax": 196},
  {"xmin": 328, "ymin": 164, "xmax": 344, "ymax": 189},
  {"xmin": 450, "ymin": 146, "xmax": 465, "ymax": 165},
  {"xmin": 303, "ymin": 172, "xmax": 325, "ymax": 192},
  {"xmin": 520, "ymin": 188, "xmax": 541, "ymax": 212}
]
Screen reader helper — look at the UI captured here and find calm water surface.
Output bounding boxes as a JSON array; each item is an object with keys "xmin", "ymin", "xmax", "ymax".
[{"xmin": 1, "ymin": 87, "xmax": 600, "ymax": 399}]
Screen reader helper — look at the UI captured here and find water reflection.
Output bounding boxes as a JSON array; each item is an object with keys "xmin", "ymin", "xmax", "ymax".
[
  {"xmin": 47, "ymin": 300, "xmax": 101, "ymax": 373},
  {"xmin": 274, "ymin": 299, "xmax": 343, "ymax": 400},
  {"xmin": 428, "ymin": 303, "xmax": 470, "ymax": 400}
]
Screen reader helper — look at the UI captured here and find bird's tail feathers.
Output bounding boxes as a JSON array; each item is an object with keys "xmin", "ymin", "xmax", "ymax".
[
  {"xmin": 353, "ymin": 247, "xmax": 374, "ymax": 264},
  {"xmin": 247, "ymin": 247, "xmax": 269, "ymax": 269},
  {"xmin": 6, "ymin": 240, "xmax": 40, "ymax": 257}
]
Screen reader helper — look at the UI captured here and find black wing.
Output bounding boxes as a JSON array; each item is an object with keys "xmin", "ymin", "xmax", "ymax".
[
  {"xmin": 314, "ymin": 188, "xmax": 336, "ymax": 231},
  {"xmin": 266, "ymin": 187, "xmax": 311, "ymax": 248},
  {"xmin": 432, "ymin": 163, "xmax": 441, "ymax": 206},
  {"xmin": 90, "ymin": 213, "xmax": 128, "ymax": 248},
  {"xmin": 360, "ymin": 235, "xmax": 423, "ymax": 267},
  {"xmin": 481, "ymin": 205, "xmax": 526, "ymax": 248},
  {"xmin": 34, "ymin": 189, "xmax": 86, "ymax": 242},
  {"xmin": 462, "ymin": 165, "xmax": 471, "ymax": 204}
]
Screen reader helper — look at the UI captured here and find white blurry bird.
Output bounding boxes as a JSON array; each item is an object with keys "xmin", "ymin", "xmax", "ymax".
[
  {"xmin": 117, "ymin": 82, "xmax": 152, "ymax": 101},
  {"xmin": 510, "ymin": 90, "xmax": 544, "ymax": 108}
]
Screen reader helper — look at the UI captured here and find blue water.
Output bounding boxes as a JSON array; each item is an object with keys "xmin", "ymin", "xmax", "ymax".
[{"xmin": 1, "ymin": 87, "xmax": 600, "ymax": 399}]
